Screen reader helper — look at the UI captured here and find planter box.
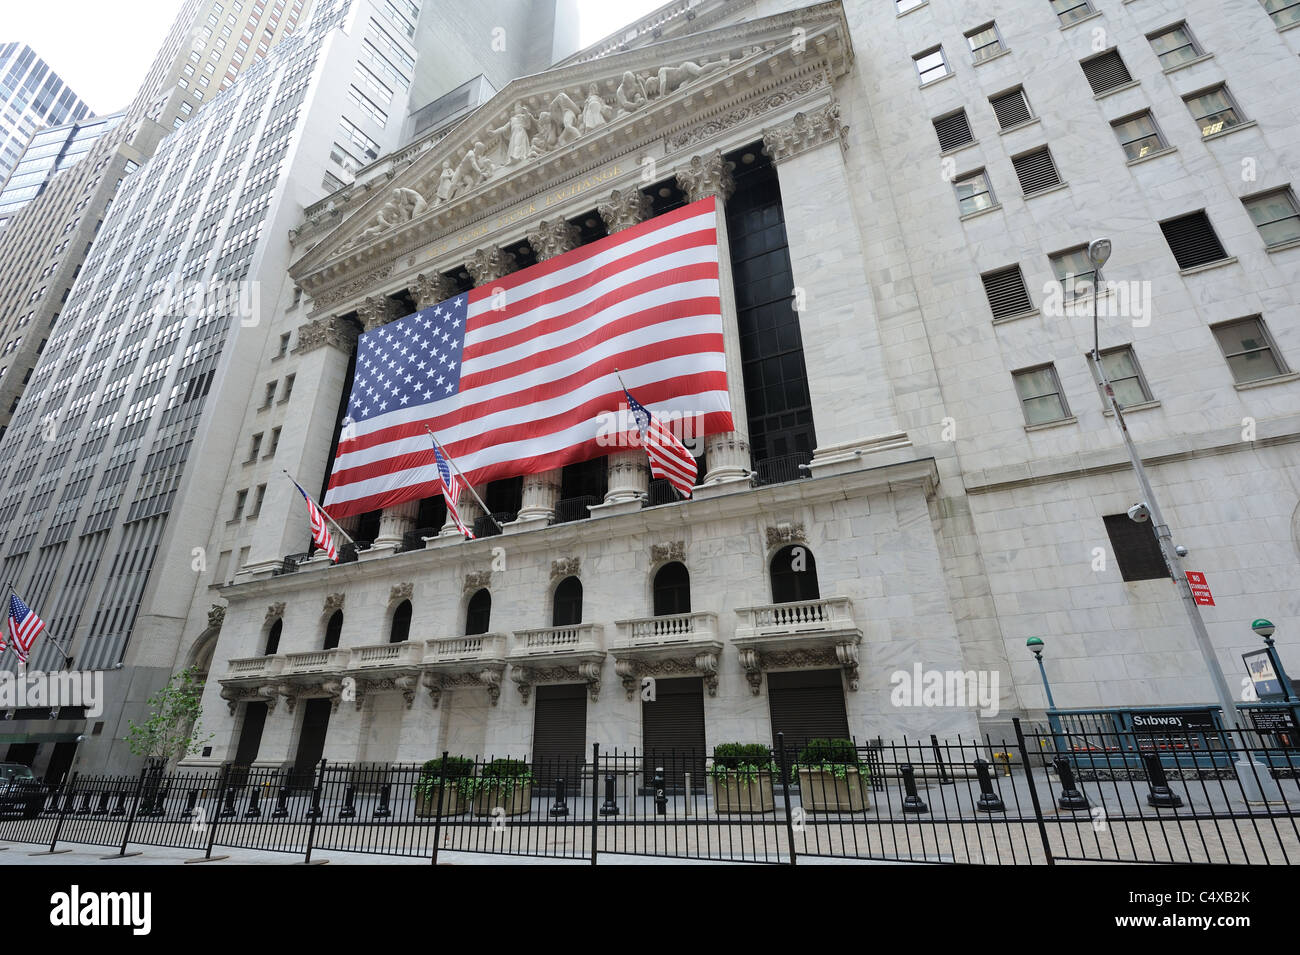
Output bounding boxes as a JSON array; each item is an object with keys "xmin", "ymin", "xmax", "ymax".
[
  {"xmin": 712, "ymin": 773, "xmax": 775, "ymax": 813},
  {"xmin": 413, "ymin": 785, "xmax": 465, "ymax": 817},
  {"xmin": 798, "ymin": 767, "xmax": 869, "ymax": 812},
  {"xmin": 473, "ymin": 781, "xmax": 533, "ymax": 817}
]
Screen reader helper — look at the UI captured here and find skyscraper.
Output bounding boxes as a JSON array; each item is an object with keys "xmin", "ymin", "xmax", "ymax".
[
  {"xmin": 0, "ymin": 112, "xmax": 125, "ymax": 230},
  {"xmin": 0, "ymin": 43, "xmax": 92, "ymax": 189}
]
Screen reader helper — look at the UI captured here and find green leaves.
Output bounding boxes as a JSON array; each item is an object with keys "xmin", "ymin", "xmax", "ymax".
[{"xmin": 125, "ymin": 666, "xmax": 213, "ymax": 765}]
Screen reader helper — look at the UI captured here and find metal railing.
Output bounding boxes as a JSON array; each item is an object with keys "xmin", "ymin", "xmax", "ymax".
[
  {"xmin": 472, "ymin": 511, "xmax": 514, "ymax": 538},
  {"xmin": 552, "ymin": 495, "xmax": 601, "ymax": 524},
  {"xmin": 750, "ymin": 450, "xmax": 814, "ymax": 487}
]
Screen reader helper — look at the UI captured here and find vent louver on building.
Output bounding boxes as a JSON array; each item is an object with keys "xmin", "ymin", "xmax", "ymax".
[
  {"xmin": 933, "ymin": 110, "xmax": 973, "ymax": 151},
  {"xmin": 981, "ymin": 265, "xmax": 1033, "ymax": 318},
  {"xmin": 1012, "ymin": 147, "xmax": 1062, "ymax": 194},
  {"xmin": 1081, "ymin": 50, "xmax": 1133, "ymax": 94},
  {"xmin": 1159, "ymin": 211, "xmax": 1228, "ymax": 269},
  {"xmin": 990, "ymin": 88, "xmax": 1031, "ymax": 129}
]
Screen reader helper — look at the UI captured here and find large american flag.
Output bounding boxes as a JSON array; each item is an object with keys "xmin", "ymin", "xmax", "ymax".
[
  {"xmin": 624, "ymin": 386, "xmax": 698, "ymax": 498},
  {"xmin": 6, "ymin": 593, "xmax": 45, "ymax": 664},
  {"xmin": 292, "ymin": 478, "xmax": 338, "ymax": 562},
  {"xmin": 323, "ymin": 197, "xmax": 733, "ymax": 518}
]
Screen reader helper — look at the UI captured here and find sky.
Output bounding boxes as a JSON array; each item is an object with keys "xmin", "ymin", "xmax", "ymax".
[{"xmin": 2, "ymin": 0, "xmax": 669, "ymax": 116}]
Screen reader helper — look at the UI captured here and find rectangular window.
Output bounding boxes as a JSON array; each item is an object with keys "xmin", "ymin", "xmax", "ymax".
[
  {"xmin": 280, "ymin": 373, "xmax": 295, "ymax": 402},
  {"xmin": 1080, "ymin": 50, "xmax": 1133, "ymax": 94},
  {"xmin": 232, "ymin": 489, "xmax": 248, "ymax": 521},
  {"xmin": 1091, "ymin": 345, "xmax": 1153, "ymax": 407},
  {"xmin": 990, "ymin": 87, "xmax": 1033, "ymax": 129},
  {"xmin": 933, "ymin": 109, "xmax": 974, "ymax": 151},
  {"xmin": 954, "ymin": 169, "xmax": 995, "ymax": 215},
  {"xmin": 1111, "ymin": 110, "xmax": 1166, "ymax": 160},
  {"xmin": 1183, "ymin": 85, "xmax": 1243, "ymax": 137},
  {"xmin": 1011, "ymin": 146, "xmax": 1063, "ymax": 194},
  {"xmin": 1103, "ymin": 514, "xmax": 1168, "ymax": 581},
  {"xmin": 261, "ymin": 381, "xmax": 276, "ymax": 408},
  {"xmin": 965, "ymin": 22, "xmax": 1005, "ymax": 62},
  {"xmin": 277, "ymin": 332, "xmax": 291, "ymax": 356},
  {"xmin": 1051, "ymin": 0, "xmax": 1093, "ymax": 26},
  {"xmin": 1148, "ymin": 22, "xmax": 1201, "ymax": 69},
  {"xmin": 981, "ymin": 265, "xmax": 1034, "ymax": 319},
  {"xmin": 1050, "ymin": 245, "xmax": 1096, "ymax": 296},
  {"xmin": 914, "ymin": 47, "xmax": 950, "ymax": 84},
  {"xmin": 1158, "ymin": 210, "xmax": 1228, "ymax": 269},
  {"xmin": 247, "ymin": 432, "xmax": 263, "ymax": 462},
  {"xmin": 249, "ymin": 483, "xmax": 266, "ymax": 517},
  {"xmin": 1013, "ymin": 364, "xmax": 1071, "ymax": 425},
  {"xmin": 1212, "ymin": 316, "xmax": 1287, "ymax": 384},
  {"xmin": 1261, "ymin": 0, "xmax": 1300, "ymax": 28},
  {"xmin": 267, "ymin": 426, "xmax": 281, "ymax": 457},
  {"xmin": 1243, "ymin": 189, "xmax": 1300, "ymax": 247}
]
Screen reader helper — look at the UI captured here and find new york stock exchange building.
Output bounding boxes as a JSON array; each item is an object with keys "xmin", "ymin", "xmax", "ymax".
[{"xmin": 198, "ymin": 0, "xmax": 1241, "ymax": 778}]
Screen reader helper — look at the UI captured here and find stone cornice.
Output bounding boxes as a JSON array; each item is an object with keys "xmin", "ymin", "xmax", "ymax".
[{"xmin": 762, "ymin": 101, "xmax": 847, "ymax": 163}]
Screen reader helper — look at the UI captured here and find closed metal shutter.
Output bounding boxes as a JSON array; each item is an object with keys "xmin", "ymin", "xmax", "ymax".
[
  {"xmin": 990, "ymin": 88, "xmax": 1031, "ymax": 129},
  {"xmin": 1012, "ymin": 147, "xmax": 1062, "ymax": 194},
  {"xmin": 531, "ymin": 683, "xmax": 588, "ymax": 794},
  {"xmin": 1158, "ymin": 211, "xmax": 1227, "ymax": 269},
  {"xmin": 641, "ymin": 677, "xmax": 706, "ymax": 792},
  {"xmin": 291, "ymin": 698, "xmax": 332, "ymax": 789},
  {"xmin": 234, "ymin": 702, "xmax": 268, "ymax": 767},
  {"xmin": 1080, "ymin": 50, "xmax": 1132, "ymax": 94},
  {"xmin": 767, "ymin": 669, "xmax": 851, "ymax": 769},
  {"xmin": 981, "ymin": 265, "xmax": 1033, "ymax": 319},
  {"xmin": 933, "ymin": 110, "xmax": 973, "ymax": 151}
]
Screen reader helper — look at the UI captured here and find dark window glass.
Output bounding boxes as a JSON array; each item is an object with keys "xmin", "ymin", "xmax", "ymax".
[
  {"xmin": 770, "ymin": 544, "xmax": 820, "ymax": 603},
  {"xmin": 466, "ymin": 588, "xmax": 491, "ymax": 635},
  {"xmin": 553, "ymin": 576, "xmax": 583, "ymax": 627},
  {"xmin": 652, "ymin": 562, "xmax": 691, "ymax": 616},
  {"xmin": 1103, "ymin": 514, "xmax": 1169, "ymax": 581},
  {"xmin": 264, "ymin": 619, "xmax": 282, "ymax": 655},
  {"xmin": 323, "ymin": 610, "xmax": 343, "ymax": 650},
  {"xmin": 389, "ymin": 600, "xmax": 411, "ymax": 643}
]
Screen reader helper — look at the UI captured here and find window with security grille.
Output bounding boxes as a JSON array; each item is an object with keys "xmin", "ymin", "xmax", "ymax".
[
  {"xmin": 914, "ymin": 46, "xmax": 950, "ymax": 84},
  {"xmin": 954, "ymin": 169, "xmax": 995, "ymax": 215},
  {"xmin": 933, "ymin": 109, "xmax": 973, "ymax": 151},
  {"xmin": 1158, "ymin": 210, "xmax": 1228, "ymax": 269},
  {"xmin": 965, "ymin": 22, "xmax": 1005, "ymax": 62},
  {"xmin": 1243, "ymin": 189, "xmax": 1300, "ymax": 247},
  {"xmin": 1111, "ymin": 111, "xmax": 1166, "ymax": 161},
  {"xmin": 1051, "ymin": 0, "xmax": 1093, "ymax": 25},
  {"xmin": 990, "ymin": 87, "xmax": 1033, "ymax": 129},
  {"xmin": 1013, "ymin": 364, "xmax": 1071, "ymax": 425},
  {"xmin": 1090, "ymin": 345, "xmax": 1153, "ymax": 407},
  {"xmin": 1012, "ymin": 147, "xmax": 1062, "ymax": 194},
  {"xmin": 1080, "ymin": 49, "xmax": 1133, "ymax": 94},
  {"xmin": 1103, "ymin": 514, "xmax": 1168, "ymax": 581},
  {"xmin": 1184, "ymin": 85, "xmax": 1243, "ymax": 137},
  {"xmin": 981, "ymin": 265, "xmax": 1033, "ymax": 319},
  {"xmin": 1262, "ymin": 0, "xmax": 1300, "ymax": 28},
  {"xmin": 1148, "ymin": 23, "xmax": 1202, "ymax": 69},
  {"xmin": 1212, "ymin": 316, "xmax": 1288, "ymax": 384}
]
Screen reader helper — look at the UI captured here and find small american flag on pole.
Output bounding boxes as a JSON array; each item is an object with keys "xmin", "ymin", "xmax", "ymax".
[
  {"xmin": 624, "ymin": 386, "xmax": 698, "ymax": 498},
  {"xmin": 291, "ymin": 478, "xmax": 339, "ymax": 562},
  {"xmin": 7, "ymin": 593, "xmax": 45, "ymax": 665},
  {"xmin": 431, "ymin": 436, "xmax": 475, "ymax": 539}
]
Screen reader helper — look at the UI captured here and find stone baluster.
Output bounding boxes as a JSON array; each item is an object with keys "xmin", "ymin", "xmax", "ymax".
[
  {"xmin": 597, "ymin": 189, "xmax": 654, "ymax": 505},
  {"xmin": 676, "ymin": 152, "xmax": 751, "ymax": 486}
]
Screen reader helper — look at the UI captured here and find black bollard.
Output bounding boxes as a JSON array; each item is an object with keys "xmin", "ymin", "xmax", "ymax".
[
  {"xmin": 219, "ymin": 785, "xmax": 238, "ymax": 818},
  {"xmin": 306, "ymin": 784, "xmax": 323, "ymax": 819},
  {"xmin": 1053, "ymin": 756, "xmax": 1090, "ymax": 810},
  {"xmin": 900, "ymin": 764, "xmax": 929, "ymax": 814},
  {"xmin": 110, "ymin": 790, "xmax": 127, "ymax": 816},
  {"xmin": 44, "ymin": 788, "xmax": 62, "ymax": 814},
  {"xmin": 243, "ymin": 788, "xmax": 262, "ymax": 818},
  {"xmin": 183, "ymin": 788, "xmax": 200, "ymax": 817},
  {"xmin": 653, "ymin": 767, "xmax": 667, "ymax": 816},
  {"xmin": 146, "ymin": 786, "xmax": 169, "ymax": 817},
  {"xmin": 339, "ymin": 784, "xmax": 356, "ymax": 819},
  {"xmin": 77, "ymin": 791, "xmax": 93, "ymax": 814},
  {"xmin": 599, "ymin": 773, "xmax": 619, "ymax": 816},
  {"xmin": 1141, "ymin": 753, "xmax": 1183, "ymax": 808},
  {"xmin": 61, "ymin": 786, "xmax": 77, "ymax": 814},
  {"xmin": 93, "ymin": 791, "xmax": 111, "ymax": 815},
  {"xmin": 271, "ymin": 786, "xmax": 290, "ymax": 818},
  {"xmin": 549, "ymin": 777, "xmax": 569, "ymax": 817},
  {"xmin": 930, "ymin": 734, "xmax": 954, "ymax": 785},
  {"xmin": 973, "ymin": 758, "xmax": 1005, "ymax": 812},
  {"xmin": 373, "ymin": 783, "xmax": 391, "ymax": 819}
]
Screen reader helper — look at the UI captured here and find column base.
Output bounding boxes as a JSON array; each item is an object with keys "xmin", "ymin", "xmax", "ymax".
[
  {"xmin": 588, "ymin": 498, "xmax": 644, "ymax": 519},
  {"xmin": 809, "ymin": 432, "xmax": 913, "ymax": 477},
  {"xmin": 505, "ymin": 514, "xmax": 551, "ymax": 534}
]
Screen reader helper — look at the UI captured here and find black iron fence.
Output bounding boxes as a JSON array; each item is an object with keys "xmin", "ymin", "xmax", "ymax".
[{"xmin": 5, "ymin": 720, "xmax": 1299, "ymax": 865}]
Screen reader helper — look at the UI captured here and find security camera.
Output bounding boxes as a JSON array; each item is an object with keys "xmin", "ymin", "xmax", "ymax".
[
  {"xmin": 1175, "ymin": 545, "xmax": 1188, "ymax": 557},
  {"xmin": 1127, "ymin": 503, "xmax": 1151, "ymax": 524}
]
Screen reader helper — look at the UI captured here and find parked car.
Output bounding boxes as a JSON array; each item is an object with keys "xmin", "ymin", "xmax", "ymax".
[{"xmin": 0, "ymin": 763, "xmax": 45, "ymax": 818}]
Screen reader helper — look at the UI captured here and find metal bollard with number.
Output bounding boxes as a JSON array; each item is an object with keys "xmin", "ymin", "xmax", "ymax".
[
  {"xmin": 599, "ymin": 773, "xmax": 619, "ymax": 816},
  {"xmin": 549, "ymin": 777, "xmax": 569, "ymax": 817},
  {"xmin": 900, "ymin": 764, "xmax": 929, "ymax": 814},
  {"xmin": 1053, "ymin": 756, "xmax": 1090, "ymax": 810},
  {"xmin": 373, "ymin": 783, "xmax": 391, "ymax": 819},
  {"xmin": 244, "ymin": 788, "xmax": 262, "ymax": 818},
  {"xmin": 654, "ymin": 767, "xmax": 667, "ymax": 816},
  {"xmin": 339, "ymin": 784, "xmax": 357, "ymax": 819},
  {"xmin": 271, "ymin": 786, "xmax": 290, "ymax": 818},
  {"xmin": 973, "ymin": 758, "xmax": 1005, "ymax": 812}
]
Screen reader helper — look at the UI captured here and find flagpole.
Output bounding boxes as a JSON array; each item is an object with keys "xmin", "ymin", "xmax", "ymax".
[
  {"xmin": 3, "ymin": 582, "xmax": 72, "ymax": 668},
  {"xmin": 422, "ymin": 425, "xmax": 503, "ymax": 531},
  {"xmin": 614, "ymin": 368, "xmax": 683, "ymax": 502},
  {"xmin": 281, "ymin": 470, "xmax": 355, "ymax": 545}
]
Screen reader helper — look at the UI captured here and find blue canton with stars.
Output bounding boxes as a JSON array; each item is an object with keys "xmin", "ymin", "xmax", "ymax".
[{"xmin": 350, "ymin": 295, "xmax": 468, "ymax": 421}]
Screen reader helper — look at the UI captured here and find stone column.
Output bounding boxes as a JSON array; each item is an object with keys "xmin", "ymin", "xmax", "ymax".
[
  {"xmin": 597, "ymin": 189, "xmax": 654, "ymax": 505},
  {"xmin": 413, "ymin": 271, "xmax": 458, "ymax": 311},
  {"xmin": 676, "ymin": 152, "xmax": 751, "ymax": 486},
  {"xmin": 438, "ymin": 248, "xmax": 517, "ymax": 537},
  {"xmin": 357, "ymin": 295, "xmax": 416, "ymax": 552}
]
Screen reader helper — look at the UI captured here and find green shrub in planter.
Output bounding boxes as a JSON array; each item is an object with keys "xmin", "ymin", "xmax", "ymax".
[
  {"xmin": 413, "ymin": 756, "xmax": 474, "ymax": 816},
  {"xmin": 471, "ymin": 757, "xmax": 534, "ymax": 816},
  {"xmin": 795, "ymin": 738, "xmax": 869, "ymax": 812},
  {"xmin": 710, "ymin": 742, "xmax": 776, "ymax": 813}
]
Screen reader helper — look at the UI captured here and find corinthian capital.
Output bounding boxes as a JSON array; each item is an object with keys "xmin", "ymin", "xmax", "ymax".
[
  {"xmin": 466, "ymin": 246, "xmax": 518, "ymax": 287},
  {"xmin": 526, "ymin": 218, "xmax": 583, "ymax": 261},
  {"xmin": 675, "ymin": 151, "xmax": 735, "ymax": 204},
  {"xmin": 412, "ymin": 272, "xmax": 458, "ymax": 310},
  {"xmin": 762, "ymin": 103, "xmax": 847, "ymax": 164},
  {"xmin": 357, "ymin": 295, "xmax": 404, "ymax": 331},
  {"xmin": 597, "ymin": 188, "xmax": 653, "ymax": 234}
]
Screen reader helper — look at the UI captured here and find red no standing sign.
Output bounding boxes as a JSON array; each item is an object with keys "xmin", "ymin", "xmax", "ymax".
[{"xmin": 1186, "ymin": 571, "xmax": 1215, "ymax": 606}]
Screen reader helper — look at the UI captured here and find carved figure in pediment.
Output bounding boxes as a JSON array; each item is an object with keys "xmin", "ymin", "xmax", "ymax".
[
  {"xmin": 488, "ymin": 102, "xmax": 535, "ymax": 166},
  {"xmin": 654, "ymin": 58, "xmax": 729, "ymax": 98},
  {"xmin": 393, "ymin": 186, "xmax": 428, "ymax": 220},
  {"xmin": 528, "ymin": 111, "xmax": 558, "ymax": 159},
  {"xmin": 615, "ymin": 71, "xmax": 647, "ymax": 116},
  {"xmin": 453, "ymin": 141, "xmax": 495, "ymax": 196},
  {"xmin": 549, "ymin": 91, "xmax": 583, "ymax": 147},
  {"xmin": 580, "ymin": 84, "xmax": 612, "ymax": 132},
  {"xmin": 435, "ymin": 159, "xmax": 456, "ymax": 202}
]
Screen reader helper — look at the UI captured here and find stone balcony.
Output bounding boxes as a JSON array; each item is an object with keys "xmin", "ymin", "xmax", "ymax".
[
  {"xmin": 732, "ymin": 597, "xmax": 862, "ymax": 695},
  {"xmin": 223, "ymin": 654, "xmax": 285, "ymax": 681},
  {"xmin": 341, "ymin": 640, "xmax": 426, "ymax": 711},
  {"xmin": 612, "ymin": 612, "xmax": 723, "ymax": 699},
  {"xmin": 508, "ymin": 623, "xmax": 606, "ymax": 703},
  {"xmin": 421, "ymin": 633, "xmax": 508, "ymax": 709},
  {"xmin": 217, "ymin": 655, "xmax": 284, "ymax": 714}
]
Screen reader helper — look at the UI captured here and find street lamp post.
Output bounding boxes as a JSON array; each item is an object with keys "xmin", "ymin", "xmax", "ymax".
[
  {"xmin": 1027, "ymin": 637, "xmax": 1063, "ymax": 752},
  {"xmin": 1252, "ymin": 618, "xmax": 1298, "ymax": 703},
  {"xmin": 1085, "ymin": 239, "xmax": 1278, "ymax": 803}
]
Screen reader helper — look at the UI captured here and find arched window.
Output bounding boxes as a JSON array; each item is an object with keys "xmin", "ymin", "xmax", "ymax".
[
  {"xmin": 465, "ymin": 589, "xmax": 491, "ymax": 635},
  {"xmin": 770, "ymin": 544, "xmax": 820, "ymax": 604},
  {"xmin": 652, "ymin": 562, "xmax": 691, "ymax": 616},
  {"xmin": 552, "ymin": 576, "xmax": 583, "ymax": 627},
  {"xmin": 323, "ymin": 610, "xmax": 343, "ymax": 650},
  {"xmin": 264, "ymin": 619, "xmax": 282, "ymax": 656},
  {"xmin": 389, "ymin": 600, "xmax": 412, "ymax": 644}
]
